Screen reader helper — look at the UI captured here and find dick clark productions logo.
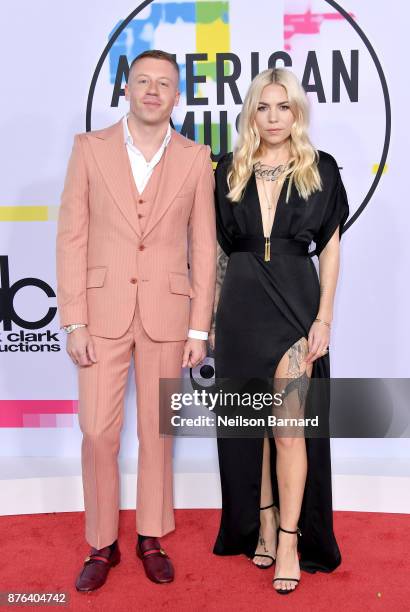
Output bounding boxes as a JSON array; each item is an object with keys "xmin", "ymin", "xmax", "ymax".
[{"xmin": 0, "ymin": 256, "xmax": 60, "ymax": 353}]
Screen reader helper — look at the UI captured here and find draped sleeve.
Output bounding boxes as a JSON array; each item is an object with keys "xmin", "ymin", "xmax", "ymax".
[
  {"xmin": 314, "ymin": 156, "xmax": 350, "ymax": 257},
  {"xmin": 214, "ymin": 153, "xmax": 236, "ymax": 257}
]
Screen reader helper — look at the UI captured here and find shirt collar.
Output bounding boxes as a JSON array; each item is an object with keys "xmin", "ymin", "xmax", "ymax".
[{"xmin": 123, "ymin": 114, "xmax": 172, "ymax": 151}]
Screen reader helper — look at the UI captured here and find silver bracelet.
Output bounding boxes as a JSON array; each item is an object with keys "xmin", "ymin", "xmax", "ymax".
[{"xmin": 64, "ymin": 323, "xmax": 87, "ymax": 334}]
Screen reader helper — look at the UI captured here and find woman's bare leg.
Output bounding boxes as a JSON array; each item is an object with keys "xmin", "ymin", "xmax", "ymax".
[
  {"xmin": 252, "ymin": 437, "xmax": 280, "ymax": 566},
  {"xmin": 273, "ymin": 337, "xmax": 312, "ymax": 591}
]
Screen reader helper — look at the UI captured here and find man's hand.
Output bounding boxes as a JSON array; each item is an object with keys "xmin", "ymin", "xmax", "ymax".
[
  {"xmin": 66, "ymin": 327, "xmax": 97, "ymax": 367},
  {"xmin": 182, "ymin": 338, "xmax": 207, "ymax": 368}
]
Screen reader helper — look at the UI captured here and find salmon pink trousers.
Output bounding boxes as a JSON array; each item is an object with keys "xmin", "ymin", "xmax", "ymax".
[{"xmin": 78, "ymin": 287, "xmax": 185, "ymax": 550}]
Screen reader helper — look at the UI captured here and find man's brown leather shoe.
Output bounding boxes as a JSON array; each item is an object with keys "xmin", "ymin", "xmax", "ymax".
[
  {"xmin": 136, "ymin": 537, "xmax": 174, "ymax": 584},
  {"xmin": 75, "ymin": 541, "xmax": 121, "ymax": 592}
]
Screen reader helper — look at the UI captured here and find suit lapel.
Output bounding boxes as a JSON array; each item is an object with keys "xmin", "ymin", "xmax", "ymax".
[
  {"xmin": 87, "ymin": 121, "xmax": 201, "ymax": 240},
  {"xmin": 141, "ymin": 130, "xmax": 201, "ymax": 239},
  {"xmin": 88, "ymin": 120, "xmax": 141, "ymax": 237}
]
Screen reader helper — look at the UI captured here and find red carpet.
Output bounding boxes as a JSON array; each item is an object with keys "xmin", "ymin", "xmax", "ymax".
[{"xmin": 1, "ymin": 510, "xmax": 409, "ymax": 611}]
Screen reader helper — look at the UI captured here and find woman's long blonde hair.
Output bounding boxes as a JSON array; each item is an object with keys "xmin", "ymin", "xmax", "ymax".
[{"xmin": 227, "ymin": 68, "xmax": 322, "ymax": 203}]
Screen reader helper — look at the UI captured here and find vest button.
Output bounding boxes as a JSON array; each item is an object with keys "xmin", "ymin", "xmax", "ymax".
[
  {"xmin": 130, "ymin": 278, "xmax": 137, "ymax": 284},
  {"xmin": 138, "ymin": 199, "xmax": 144, "ymax": 204},
  {"xmin": 139, "ymin": 244, "xmax": 145, "ymax": 251},
  {"xmin": 138, "ymin": 214, "xmax": 143, "ymax": 219}
]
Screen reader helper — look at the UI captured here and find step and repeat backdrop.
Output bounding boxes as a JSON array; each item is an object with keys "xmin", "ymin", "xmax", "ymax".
[{"xmin": 0, "ymin": 1, "xmax": 408, "ymax": 480}]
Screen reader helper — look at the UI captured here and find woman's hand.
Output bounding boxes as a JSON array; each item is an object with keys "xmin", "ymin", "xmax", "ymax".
[{"xmin": 305, "ymin": 320, "xmax": 330, "ymax": 365}]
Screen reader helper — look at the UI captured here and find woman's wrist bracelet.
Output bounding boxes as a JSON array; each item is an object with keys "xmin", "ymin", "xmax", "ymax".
[{"xmin": 314, "ymin": 317, "xmax": 331, "ymax": 328}]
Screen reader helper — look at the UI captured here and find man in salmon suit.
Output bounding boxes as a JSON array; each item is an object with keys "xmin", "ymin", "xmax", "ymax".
[{"xmin": 56, "ymin": 50, "xmax": 216, "ymax": 591}]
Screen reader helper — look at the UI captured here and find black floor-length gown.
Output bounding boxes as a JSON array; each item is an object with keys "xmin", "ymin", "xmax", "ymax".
[{"xmin": 212, "ymin": 150, "xmax": 349, "ymax": 573}]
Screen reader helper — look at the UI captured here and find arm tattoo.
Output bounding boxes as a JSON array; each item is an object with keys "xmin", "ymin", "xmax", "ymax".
[{"xmin": 210, "ymin": 244, "xmax": 229, "ymax": 334}]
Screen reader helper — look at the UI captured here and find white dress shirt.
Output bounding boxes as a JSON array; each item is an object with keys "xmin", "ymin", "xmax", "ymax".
[
  {"xmin": 123, "ymin": 114, "xmax": 171, "ymax": 193},
  {"xmin": 123, "ymin": 114, "xmax": 208, "ymax": 341}
]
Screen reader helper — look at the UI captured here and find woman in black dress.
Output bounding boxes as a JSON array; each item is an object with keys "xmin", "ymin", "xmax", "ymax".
[{"xmin": 209, "ymin": 67, "xmax": 349, "ymax": 594}]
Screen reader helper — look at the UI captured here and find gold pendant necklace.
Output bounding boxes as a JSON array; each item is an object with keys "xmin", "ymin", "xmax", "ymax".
[
  {"xmin": 264, "ymin": 236, "xmax": 271, "ymax": 262},
  {"xmin": 254, "ymin": 158, "xmax": 290, "ymax": 262},
  {"xmin": 260, "ymin": 178, "xmax": 276, "ymax": 262}
]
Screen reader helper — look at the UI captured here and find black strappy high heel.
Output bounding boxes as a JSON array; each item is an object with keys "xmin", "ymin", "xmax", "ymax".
[
  {"xmin": 272, "ymin": 525, "xmax": 302, "ymax": 594},
  {"xmin": 252, "ymin": 503, "xmax": 280, "ymax": 569}
]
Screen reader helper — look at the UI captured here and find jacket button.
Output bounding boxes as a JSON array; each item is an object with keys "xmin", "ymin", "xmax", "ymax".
[
  {"xmin": 138, "ymin": 214, "xmax": 143, "ymax": 218},
  {"xmin": 139, "ymin": 244, "xmax": 145, "ymax": 251},
  {"xmin": 138, "ymin": 199, "xmax": 144, "ymax": 204},
  {"xmin": 130, "ymin": 278, "xmax": 137, "ymax": 284}
]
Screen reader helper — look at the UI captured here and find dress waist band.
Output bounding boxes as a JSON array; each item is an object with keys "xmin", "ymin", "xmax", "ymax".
[{"xmin": 231, "ymin": 236, "xmax": 310, "ymax": 256}]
